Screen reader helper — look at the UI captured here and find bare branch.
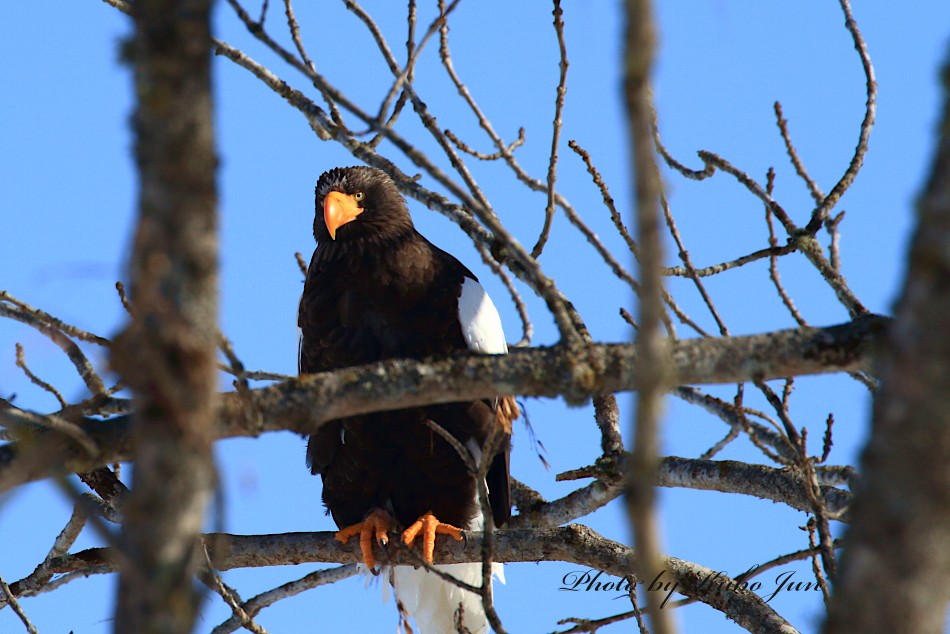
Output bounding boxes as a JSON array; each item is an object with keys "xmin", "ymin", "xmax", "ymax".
[
  {"xmin": 15, "ymin": 526, "xmax": 799, "ymax": 633},
  {"xmin": 15, "ymin": 342, "xmax": 67, "ymax": 408},
  {"xmin": 531, "ymin": 0, "xmax": 570, "ymax": 259},
  {"xmin": 0, "ymin": 316, "xmax": 886, "ymax": 493},
  {"xmin": 774, "ymin": 101, "xmax": 824, "ymax": 205},
  {"xmin": 209, "ymin": 565, "xmax": 359, "ymax": 634},
  {"xmin": 825, "ymin": 41, "xmax": 950, "ymax": 634},
  {"xmin": 803, "ymin": 0, "xmax": 877, "ymax": 235},
  {"xmin": 0, "ymin": 576, "xmax": 38, "ymax": 634},
  {"xmin": 1, "ymin": 294, "xmax": 108, "ymax": 395},
  {"xmin": 199, "ymin": 546, "xmax": 270, "ymax": 634},
  {"xmin": 623, "ymin": 2, "xmax": 676, "ymax": 633}
]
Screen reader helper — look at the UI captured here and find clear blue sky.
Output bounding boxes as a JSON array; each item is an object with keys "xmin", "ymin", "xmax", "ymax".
[{"xmin": 2, "ymin": 2, "xmax": 948, "ymax": 633}]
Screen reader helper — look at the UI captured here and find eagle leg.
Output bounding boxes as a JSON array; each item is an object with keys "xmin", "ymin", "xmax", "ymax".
[
  {"xmin": 401, "ymin": 511, "xmax": 464, "ymax": 563},
  {"xmin": 335, "ymin": 508, "xmax": 394, "ymax": 570}
]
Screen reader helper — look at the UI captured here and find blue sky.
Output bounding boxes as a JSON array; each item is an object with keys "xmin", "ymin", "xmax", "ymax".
[{"xmin": 2, "ymin": 2, "xmax": 949, "ymax": 633}]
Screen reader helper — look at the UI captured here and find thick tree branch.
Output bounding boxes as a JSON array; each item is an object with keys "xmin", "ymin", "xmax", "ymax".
[
  {"xmin": 518, "ymin": 455, "xmax": 850, "ymax": 529},
  {"xmin": 12, "ymin": 526, "xmax": 798, "ymax": 633},
  {"xmin": 824, "ymin": 44, "xmax": 950, "ymax": 634},
  {"xmin": 0, "ymin": 315, "xmax": 886, "ymax": 493},
  {"xmin": 108, "ymin": 0, "xmax": 219, "ymax": 630},
  {"xmin": 624, "ymin": 0, "xmax": 676, "ymax": 631}
]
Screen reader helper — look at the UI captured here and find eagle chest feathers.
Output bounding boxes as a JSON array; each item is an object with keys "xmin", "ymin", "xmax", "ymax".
[
  {"xmin": 347, "ymin": 242, "xmax": 465, "ymax": 360},
  {"xmin": 298, "ymin": 166, "xmax": 512, "ymax": 634}
]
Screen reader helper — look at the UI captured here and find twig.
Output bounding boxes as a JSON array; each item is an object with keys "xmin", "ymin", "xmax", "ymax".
[
  {"xmin": 200, "ymin": 546, "xmax": 269, "ymax": 634},
  {"xmin": 557, "ymin": 610, "xmax": 638, "ymax": 634},
  {"xmin": 0, "ymin": 291, "xmax": 111, "ymax": 347},
  {"xmin": 376, "ymin": 0, "xmax": 417, "ymax": 146},
  {"xmin": 660, "ymin": 192, "xmax": 728, "ymax": 335},
  {"xmin": 0, "ymin": 575, "xmax": 39, "ymax": 634},
  {"xmin": 423, "ymin": 419, "xmax": 476, "ymax": 473},
  {"xmin": 774, "ymin": 101, "xmax": 824, "ymax": 205},
  {"xmin": 798, "ymin": 431, "xmax": 838, "ymax": 584},
  {"xmin": 283, "ymin": 0, "xmax": 315, "ymax": 75},
  {"xmin": 661, "ymin": 242, "xmax": 797, "ymax": 278},
  {"xmin": 210, "ymin": 565, "xmax": 359, "ymax": 634},
  {"xmin": 805, "ymin": 518, "xmax": 833, "ymax": 604},
  {"xmin": 476, "ymin": 473, "xmax": 507, "ymax": 634},
  {"xmin": 652, "ymin": 115, "xmax": 715, "ymax": 180},
  {"xmin": 803, "ymin": 0, "xmax": 877, "ymax": 235},
  {"xmin": 444, "ymin": 128, "xmax": 526, "ymax": 161},
  {"xmin": 294, "ymin": 251, "xmax": 308, "ymax": 277},
  {"xmin": 115, "ymin": 281, "xmax": 134, "ymax": 315},
  {"xmin": 473, "ymin": 242, "xmax": 533, "ymax": 346},
  {"xmin": 11, "ymin": 491, "xmax": 118, "ymax": 603},
  {"xmin": 569, "ymin": 139, "xmax": 638, "ymax": 257},
  {"xmin": 764, "ymin": 172, "xmax": 808, "ymax": 326},
  {"xmin": 827, "ymin": 210, "xmax": 845, "ymax": 273},
  {"xmin": 219, "ymin": 336, "xmax": 257, "ymax": 426},
  {"xmin": 356, "ymin": 0, "xmax": 463, "ymax": 132},
  {"xmin": 820, "ymin": 413, "xmax": 835, "ymax": 464},
  {"xmin": 532, "ymin": 0, "xmax": 569, "ymax": 259},
  {"xmin": 660, "ymin": 144, "xmax": 867, "ymax": 316},
  {"xmin": 619, "ymin": 307, "xmax": 638, "ymax": 330},
  {"xmin": 699, "ymin": 427, "xmax": 739, "ymax": 460},
  {"xmin": 15, "ymin": 343, "xmax": 67, "ymax": 408},
  {"xmin": 0, "ymin": 296, "xmax": 108, "ymax": 395}
]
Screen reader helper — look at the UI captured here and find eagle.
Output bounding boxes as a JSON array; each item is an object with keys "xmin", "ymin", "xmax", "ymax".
[{"xmin": 298, "ymin": 166, "xmax": 517, "ymax": 633}]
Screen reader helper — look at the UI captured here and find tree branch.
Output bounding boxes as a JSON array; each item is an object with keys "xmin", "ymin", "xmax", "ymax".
[
  {"xmin": 110, "ymin": 0, "xmax": 219, "ymax": 630},
  {"xmin": 824, "ymin": 42, "xmax": 950, "ymax": 634},
  {"xmin": 0, "ymin": 315, "xmax": 886, "ymax": 493},
  {"xmin": 11, "ymin": 526, "xmax": 799, "ymax": 634}
]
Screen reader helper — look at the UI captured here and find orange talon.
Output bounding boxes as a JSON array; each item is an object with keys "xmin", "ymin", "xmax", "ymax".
[
  {"xmin": 335, "ymin": 508, "xmax": 394, "ymax": 569},
  {"xmin": 401, "ymin": 511, "xmax": 464, "ymax": 563}
]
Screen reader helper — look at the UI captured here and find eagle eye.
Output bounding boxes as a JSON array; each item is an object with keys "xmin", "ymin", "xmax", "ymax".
[{"xmin": 354, "ymin": 191, "xmax": 365, "ymax": 202}]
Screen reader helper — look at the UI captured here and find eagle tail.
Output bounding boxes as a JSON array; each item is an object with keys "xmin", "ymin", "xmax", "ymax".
[{"xmin": 391, "ymin": 562, "xmax": 504, "ymax": 634}]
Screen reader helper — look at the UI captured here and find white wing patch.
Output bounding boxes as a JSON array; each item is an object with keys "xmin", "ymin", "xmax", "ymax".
[
  {"xmin": 296, "ymin": 291, "xmax": 304, "ymax": 373},
  {"xmin": 296, "ymin": 325, "xmax": 303, "ymax": 372},
  {"xmin": 458, "ymin": 277, "xmax": 508, "ymax": 355}
]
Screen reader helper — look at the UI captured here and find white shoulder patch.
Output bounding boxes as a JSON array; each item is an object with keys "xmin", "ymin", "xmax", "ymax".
[
  {"xmin": 296, "ymin": 325, "xmax": 303, "ymax": 371},
  {"xmin": 458, "ymin": 277, "xmax": 508, "ymax": 355},
  {"xmin": 296, "ymin": 294, "xmax": 304, "ymax": 373}
]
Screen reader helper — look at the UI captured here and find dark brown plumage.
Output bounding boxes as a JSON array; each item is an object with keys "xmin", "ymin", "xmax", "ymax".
[{"xmin": 298, "ymin": 166, "xmax": 513, "ymax": 555}]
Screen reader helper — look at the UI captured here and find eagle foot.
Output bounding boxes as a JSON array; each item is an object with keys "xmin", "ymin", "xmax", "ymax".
[
  {"xmin": 335, "ymin": 508, "xmax": 394, "ymax": 570},
  {"xmin": 401, "ymin": 511, "xmax": 464, "ymax": 564}
]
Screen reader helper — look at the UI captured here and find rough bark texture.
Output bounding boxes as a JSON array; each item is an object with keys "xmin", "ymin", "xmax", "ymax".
[
  {"xmin": 623, "ymin": 1, "xmax": 677, "ymax": 633},
  {"xmin": 824, "ymin": 46, "xmax": 950, "ymax": 634},
  {"xmin": 0, "ymin": 316, "xmax": 885, "ymax": 493},
  {"xmin": 30, "ymin": 526, "xmax": 800, "ymax": 634},
  {"xmin": 110, "ymin": 0, "xmax": 219, "ymax": 631}
]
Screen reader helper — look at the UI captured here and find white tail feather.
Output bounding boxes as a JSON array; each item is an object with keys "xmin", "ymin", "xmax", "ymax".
[{"xmin": 391, "ymin": 562, "xmax": 504, "ymax": 634}]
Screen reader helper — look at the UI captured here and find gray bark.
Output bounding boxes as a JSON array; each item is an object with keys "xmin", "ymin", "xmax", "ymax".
[
  {"xmin": 110, "ymin": 0, "xmax": 219, "ymax": 631},
  {"xmin": 824, "ymin": 44, "xmax": 950, "ymax": 634}
]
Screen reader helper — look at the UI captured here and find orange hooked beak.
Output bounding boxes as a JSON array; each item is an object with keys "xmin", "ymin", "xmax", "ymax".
[{"xmin": 324, "ymin": 191, "xmax": 363, "ymax": 240}]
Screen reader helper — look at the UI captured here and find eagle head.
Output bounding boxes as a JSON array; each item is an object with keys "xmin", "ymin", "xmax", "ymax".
[{"xmin": 314, "ymin": 166, "xmax": 413, "ymax": 243}]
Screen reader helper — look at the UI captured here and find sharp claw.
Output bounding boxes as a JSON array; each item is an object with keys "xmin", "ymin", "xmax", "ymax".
[
  {"xmin": 401, "ymin": 512, "xmax": 464, "ymax": 564},
  {"xmin": 334, "ymin": 508, "xmax": 395, "ymax": 571}
]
